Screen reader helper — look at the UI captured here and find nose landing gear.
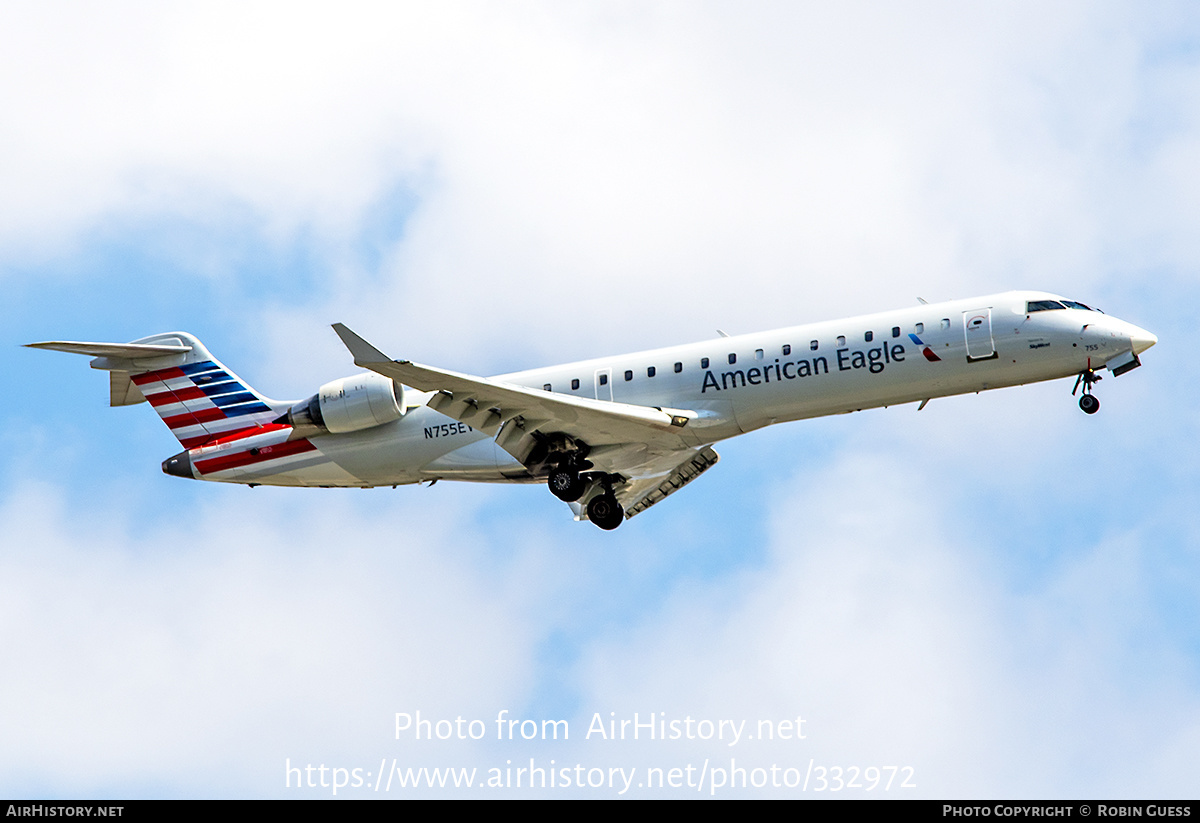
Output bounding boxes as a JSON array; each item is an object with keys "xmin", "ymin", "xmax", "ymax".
[{"xmin": 1072, "ymin": 368, "xmax": 1102, "ymax": 414}]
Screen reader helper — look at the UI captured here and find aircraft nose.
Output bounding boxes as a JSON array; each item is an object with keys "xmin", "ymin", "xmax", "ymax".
[{"xmin": 1129, "ymin": 325, "xmax": 1158, "ymax": 354}]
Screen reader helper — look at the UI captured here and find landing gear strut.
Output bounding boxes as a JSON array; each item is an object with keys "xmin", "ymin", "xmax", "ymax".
[{"xmin": 1072, "ymin": 368, "xmax": 1102, "ymax": 414}]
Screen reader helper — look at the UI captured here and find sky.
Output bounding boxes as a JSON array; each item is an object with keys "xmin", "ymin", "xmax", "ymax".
[{"xmin": 2, "ymin": 0, "xmax": 1198, "ymax": 799}]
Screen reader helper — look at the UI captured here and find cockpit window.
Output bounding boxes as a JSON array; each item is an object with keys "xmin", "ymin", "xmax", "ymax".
[
  {"xmin": 1028, "ymin": 299, "xmax": 1104, "ymax": 313},
  {"xmin": 1026, "ymin": 300, "xmax": 1066, "ymax": 313}
]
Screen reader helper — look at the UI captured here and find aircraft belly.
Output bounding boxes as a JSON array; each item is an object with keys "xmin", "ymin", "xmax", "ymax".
[
  {"xmin": 237, "ymin": 458, "xmax": 364, "ymax": 487},
  {"xmin": 197, "ymin": 441, "xmax": 371, "ymax": 487},
  {"xmin": 420, "ymin": 438, "xmax": 523, "ymax": 482},
  {"xmin": 309, "ymin": 408, "xmax": 523, "ymax": 485}
]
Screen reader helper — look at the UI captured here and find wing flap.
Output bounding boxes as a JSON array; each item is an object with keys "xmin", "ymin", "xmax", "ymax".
[{"xmin": 621, "ymin": 446, "xmax": 721, "ymax": 519}]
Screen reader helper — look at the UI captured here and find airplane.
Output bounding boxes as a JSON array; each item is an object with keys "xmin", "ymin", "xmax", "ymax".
[{"xmin": 27, "ymin": 290, "xmax": 1156, "ymax": 530}]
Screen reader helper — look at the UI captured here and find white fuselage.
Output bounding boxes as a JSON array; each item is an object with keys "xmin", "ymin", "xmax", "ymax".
[{"xmin": 229, "ymin": 290, "xmax": 1153, "ymax": 489}]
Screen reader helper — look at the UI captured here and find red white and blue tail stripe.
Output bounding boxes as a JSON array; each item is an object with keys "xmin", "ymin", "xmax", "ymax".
[{"xmin": 131, "ymin": 357, "xmax": 280, "ymax": 448}]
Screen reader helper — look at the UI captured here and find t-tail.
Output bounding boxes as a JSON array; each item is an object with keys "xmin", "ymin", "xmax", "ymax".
[{"xmin": 25, "ymin": 333, "xmax": 285, "ymax": 448}]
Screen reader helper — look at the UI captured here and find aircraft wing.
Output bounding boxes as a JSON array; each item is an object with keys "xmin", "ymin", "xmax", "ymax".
[
  {"xmin": 332, "ymin": 324, "xmax": 708, "ymax": 486},
  {"xmin": 611, "ymin": 445, "xmax": 720, "ymax": 520}
]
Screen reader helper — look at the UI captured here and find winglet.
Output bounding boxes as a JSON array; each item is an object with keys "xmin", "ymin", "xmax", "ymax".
[{"xmin": 331, "ymin": 323, "xmax": 393, "ymax": 367}]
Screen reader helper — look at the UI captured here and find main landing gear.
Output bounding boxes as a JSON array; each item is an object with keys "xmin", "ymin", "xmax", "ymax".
[
  {"xmin": 1072, "ymin": 368, "xmax": 1102, "ymax": 414},
  {"xmin": 539, "ymin": 435, "xmax": 625, "ymax": 529},
  {"xmin": 586, "ymin": 491, "xmax": 624, "ymax": 531},
  {"xmin": 546, "ymin": 467, "xmax": 625, "ymax": 529},
  {"xmin": 547, "ymin": 468, "xmax": 586, "ymax": 502}
]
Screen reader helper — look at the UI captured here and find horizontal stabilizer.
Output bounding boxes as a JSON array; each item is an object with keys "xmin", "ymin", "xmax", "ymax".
[{"xmin": 25, "ymin": 340, "xmax": 192, "ymax": 358}]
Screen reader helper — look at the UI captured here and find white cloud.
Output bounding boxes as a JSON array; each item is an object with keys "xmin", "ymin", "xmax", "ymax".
[
  {"xmin": 6, "ymin": 3, "xmax": 1190, "ymax": 350},
  {"xmin": 567, "ymin": 445, "xmax": 1200, "ymax": 797},
  {"xmin": 0, "ymin": 480, "xmax": 541, "ymax": 796}
]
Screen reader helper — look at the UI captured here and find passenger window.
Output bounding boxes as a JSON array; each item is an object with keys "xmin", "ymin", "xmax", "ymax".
[
  {"xmin": 543, "ymin": 383, "xmax": 551, "ymax": 392},
  {"xmin": 674, "ymin": 361, "xmax": 682, "ymax": 373},
  {"xmin": 624, "ymin": 370, "xmax": 633, "ymax": 381},
  {"xmin": 810, "ymin": 340, "xmax": 818, "ymax": 351},
  {"xmin": 915, "ymin": 323, "xmax": 924, "ymax": 334},
  {"xmin": 892, "ymin": 326, "xmax": 900, "ymax": 338},
  {"xmin": 701, "ymin": 357, "xmax": 709, "ymax": 369},
  {"xmin": 837, "ymin": 335, "xmax": 846, "ymax": 347},
  {"xmin": 571, "ymin": 378, "xmax": 580, "ymax": 390},
  {"xmin": 728, "ymin": 353, "xmax": 737, "ymax": 365},
  {"xmin": 941, "ymin": 318, "xmax": 950, "ymax": 330},
  {"xmin": 647, "ymin": 366, "xmax": 656, "ymax": 377},
  {"xmin": 782, "ymin": 344, "xmax": 791, "ymax": 356},
  {"xmin": 598, "ymin": 373, "xmax": 608, "ymax": 386},
  {"xmin": 755, "ymin": 349, "xmax": 764, "ymax": 360},
  {"xmin": 865, "ymin": 331, "xmax": 874, "ymax": 342}
]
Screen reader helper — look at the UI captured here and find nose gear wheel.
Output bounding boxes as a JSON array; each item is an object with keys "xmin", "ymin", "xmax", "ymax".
[{"xmin": 1072, "ymin": 368, "xmax": 1102, "ymax": 414}]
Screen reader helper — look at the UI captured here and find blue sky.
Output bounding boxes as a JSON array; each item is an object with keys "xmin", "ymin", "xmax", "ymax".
[{"xmin": 2, "ymin": 1, "xmax": 1199, "ymax": 798}]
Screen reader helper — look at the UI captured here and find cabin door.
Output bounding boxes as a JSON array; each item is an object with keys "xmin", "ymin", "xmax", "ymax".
[{"xmin": 963, "ymin": 309, "xmax": 997, "ymax": 361}]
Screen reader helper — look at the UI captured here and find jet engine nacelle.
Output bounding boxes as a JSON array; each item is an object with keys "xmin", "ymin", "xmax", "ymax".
[{"xmin": 288, "ymin": 372, "xmax": 405, "ymax": 434}]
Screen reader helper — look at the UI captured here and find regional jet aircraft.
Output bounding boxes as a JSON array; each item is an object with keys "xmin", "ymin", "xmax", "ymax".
[{"xmin": 28, "ymin": 291, "xmax": 1155, "ymax": 529}]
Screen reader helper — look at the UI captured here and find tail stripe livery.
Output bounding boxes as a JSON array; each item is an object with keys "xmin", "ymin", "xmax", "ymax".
[
  {"xmin": 146, "ymin": 385, "xmax": 207, "ymax": 406},
  {"xmin": 177, "ymin": 361, "xmax": 274, "ymax": 415},
  {"xmin": 193, "ymin": 437, "xmax": 318, "ymax": 475},
  {"xmin": 129, "ymin": 359, "xmax": 277, "ymax": 449}
]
